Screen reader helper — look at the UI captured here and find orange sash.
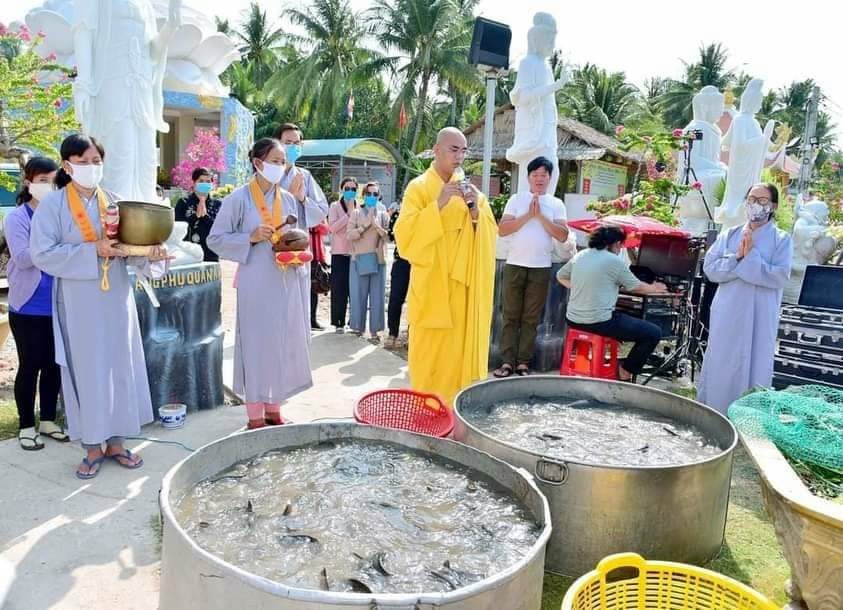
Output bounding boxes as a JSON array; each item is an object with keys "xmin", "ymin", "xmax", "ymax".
[
  {"xmin": 66, "ymin": 183, "xmax": 112, "ymax": 291},
  {"xmin": 248, "ymin": 178, "xmax": 282, "ymax": 228}
]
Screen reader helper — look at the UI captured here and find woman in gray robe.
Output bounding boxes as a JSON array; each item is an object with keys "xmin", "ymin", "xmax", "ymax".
[
  {"xmin": 697, "ymin": 183, "xmax": 793, "ymax": 414},
  {"xmin": 29, "ymin": 134, "xmax": 168, "ymax": 479},
  {"xmin": 207, "ymin": 138, "xmax": 313, "ymax": 428}
]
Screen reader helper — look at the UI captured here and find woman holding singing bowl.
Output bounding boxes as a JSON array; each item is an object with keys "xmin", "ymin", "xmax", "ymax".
[
  {"xmin": 208, "ymin": 138, "xmax": 314, "ymax": 430},
  {"xmin": 29, "ymin": 133, "xmax": 169, "ymax": 479}
]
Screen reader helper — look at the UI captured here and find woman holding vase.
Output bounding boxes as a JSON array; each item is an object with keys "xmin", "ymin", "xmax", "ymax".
[
  {"xmin": 30, "ymin": 134, "xmax": 169, "ymax": 479},
  {"xmin": 208, "ymin": 138, "xmax": 313, "ymax": 428}
]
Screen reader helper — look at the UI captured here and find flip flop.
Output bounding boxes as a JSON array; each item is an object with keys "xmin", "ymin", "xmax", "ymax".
[
  {"xmin": 493, "ymin": 364, "xmax": 514, "ymax": 378},
  {"xmin": 19, "ymin": 430, "xmax": 44, "ymax": 451},
  {"xmin": 106, "ymin": 449, "xmax": 144, "ymax": 470},
  {"xmin": 40, "ymin": 429, "xmax": 70, "ymax": 443},
  {"xmin": 515, "ymin": 365, "xmax": 530, "ymax": 376},
  {"xmin": 76, "ymin": 455, "xmax": 106, "ymax": 480}
]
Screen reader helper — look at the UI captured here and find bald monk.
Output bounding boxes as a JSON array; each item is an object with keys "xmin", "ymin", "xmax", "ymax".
[{"xmin": 394, "ymin": 128, "xmax": 498, "ymax": 404}]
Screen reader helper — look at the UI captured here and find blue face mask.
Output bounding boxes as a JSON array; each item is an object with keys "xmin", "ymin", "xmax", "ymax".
[
  {"xmin": 364, "ymin": 194, "xmax": 378, "ymax": 208},
  {"xmin": 343, "ymin": 189, "xmax": 357, "ymax": 201},
  {"xmin": 195, "ymin": 182, "xmax": 213, "ymax": 195},
  {"xmin": 285, "ymin": 144, "xmax": 302, "ymax": 165}
]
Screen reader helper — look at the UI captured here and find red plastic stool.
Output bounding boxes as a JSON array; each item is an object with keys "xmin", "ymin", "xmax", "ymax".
[{"xmin": 560, "ymin": 328, "xmax": 619, "ymax": 379}]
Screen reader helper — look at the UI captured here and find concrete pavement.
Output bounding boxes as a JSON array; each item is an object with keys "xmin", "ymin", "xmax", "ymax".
[{"xmin": 0, "ymin": 330, "xmax": 408, "ymax": 610}]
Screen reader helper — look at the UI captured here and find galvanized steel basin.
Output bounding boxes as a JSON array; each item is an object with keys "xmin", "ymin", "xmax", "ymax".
[
  {"xmin": 453, "ymin": 376, "xmax": 737, "ymax": 577},
  {"xmin": 159, "ymin": 422, "xmax": 552, "ymax": 610}
]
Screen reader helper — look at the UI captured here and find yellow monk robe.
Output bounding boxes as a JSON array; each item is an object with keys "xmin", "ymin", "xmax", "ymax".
[{"xmin": 394, "ymin": 166, "xmax": 497, "ymax": 405}]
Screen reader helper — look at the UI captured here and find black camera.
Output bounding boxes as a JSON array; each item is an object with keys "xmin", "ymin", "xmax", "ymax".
[{"xmin": 686, "ymin": 129, "xmax": 704, "ymax": 141}]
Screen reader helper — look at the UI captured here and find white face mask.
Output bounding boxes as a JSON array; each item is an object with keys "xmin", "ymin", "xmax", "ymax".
[
  {"xmin": 68, "ymin": 162, "xmax": 103, "ymax": 189},
  {"xmin": 256, "ymin": 161, "xmax": 284, "ymax": 185},
  {"xmin": 28, "ymin": 183, "xmax": 55, "ymax": 202}
]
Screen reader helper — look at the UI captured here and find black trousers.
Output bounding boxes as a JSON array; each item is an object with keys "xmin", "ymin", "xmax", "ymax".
[
  {"xmin": 567, "ymin": 312, "xmax": 662, "ymax": 374},
  {"xmin": 311, "ymin": 289, "xmax": 319, "ymax": 324},
  {"xmin": 8, "ymin": 312, "xmax": 61, "ymax": 430},
  {"xmin": 388, "ymin": 255, "xmax": 411, "ymax": 338},
  {"xmin": 330, "ymin": 254, "xmax": 351, "ymax": 327}
]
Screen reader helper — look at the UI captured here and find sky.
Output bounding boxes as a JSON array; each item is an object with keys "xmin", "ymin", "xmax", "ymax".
[{"xmin": 3, "ymin": 0, "xmax": 842, "ymax": 143}]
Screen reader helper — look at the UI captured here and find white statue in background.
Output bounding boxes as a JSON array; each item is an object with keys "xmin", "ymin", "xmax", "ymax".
[
  {"xmin": 676, "ymin": 86, "xmax": 727, "ymax": 234},
  {"xmin": 716, "ymin": 78, "xmax": 775, "ymax": 230},
  {"xmin": 784, "ymin": 197, "xmax": 840, "ymax": 303},
  {"xmin": 164, "ymin": 221, "xmax": 203, "ymax": 267},
  {"xmin": 506, "ymin": 12, "xmax": 567, "ymax": 196},
  {"xmin": 69, "ymin": 0, "xmax": 182, "ymax": 202}
]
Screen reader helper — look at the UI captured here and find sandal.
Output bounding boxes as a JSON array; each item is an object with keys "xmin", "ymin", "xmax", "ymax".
[
  {"xmin": 106, "ymin": 448, "xmax": 144, "ymax": 470},
  {"xmin": 493, "ymin": 363, "xmax": 514, "ymax": 378},
  {"xmin": 76, "ymin": 455, "xmax": 106, "ymax": 480},
  {"xmin": 19, "ymin": 428, "xmax": 45, "ymax": 451},
  {"xmin": 515, "ymin": 365, "xmax": 530, "ymax": 376},
  {"xmin": 39, "ymin": 421, "xmax": 70, "ymax": 443},
  {"xmin": 247, "ymin": 418, "xmax": 267, "ymax": 430}
]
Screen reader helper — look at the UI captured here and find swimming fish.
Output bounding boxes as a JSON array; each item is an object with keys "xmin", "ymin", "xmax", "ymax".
[
  {"xmin": 209, "ymin": 473, "xmax": 246, "ymax": 483},
  {"xmin": 319, "ymin": 567, "xmax": 330, "ymax": 591},
  {"xmin": 245, "ymin": 500, "xmax": 254, "ymax": 513},
  {"xmin": 430, "ymin": 560, "xmax": 483, "ymax": 590},
  {"xmin": 282, "ymin": 501, "xmax": 293, "ymax": 516},
  {"xmin": 346, "ymin": 578, "xmax": 372, "ymax": 594},
  {"xmin": 354, "ymin": 551, "xmax": 392, "ymax": 576},
  {"xmin": 280, "ymin": 534, "xmax": 320, "ymax": 546},
  {"xmin": 662, "ymin": 426, "xmax": 678, "ymax": 437}
]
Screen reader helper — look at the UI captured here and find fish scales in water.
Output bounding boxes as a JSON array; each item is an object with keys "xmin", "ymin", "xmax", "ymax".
[{"xmin": 175, "ymin": 440, "xmax": 538, "ymax": 594}]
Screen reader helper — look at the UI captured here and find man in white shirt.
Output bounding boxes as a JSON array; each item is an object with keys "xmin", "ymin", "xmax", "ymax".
[{"xmin": 494, "ymin": 157, "xmax": 569, "ymax": 377}]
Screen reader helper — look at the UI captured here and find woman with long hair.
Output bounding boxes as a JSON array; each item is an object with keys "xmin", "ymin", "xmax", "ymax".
[
  {"xmin": 208, "ymin": 138, "xmax": 313, "ymax": 429},
  {"xmin": 6, "ymin": 157, "xmax": 65, "ymax": 450},
  {"xmin": 29, "ymin": 134, "xmax": 169, "ymax": 478},
  {"xmin": 327, "ymin": 176, "xmax": 357, "ymax": 332}
]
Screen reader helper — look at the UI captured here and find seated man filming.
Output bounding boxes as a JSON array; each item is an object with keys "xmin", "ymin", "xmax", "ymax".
[{"xmin": 556, "ymin": 226, "xmax": 667, "ymax": 382}]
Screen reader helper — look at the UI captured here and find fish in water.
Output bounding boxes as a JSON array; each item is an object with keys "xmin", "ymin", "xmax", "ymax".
[
  {"xmin": 198, "ymin": 521, "xmax": 210, "ymax": 529},
  {"xmin": 347, "ymin": 578, "xmax": 372, "ymax": 594},
  {"xmin": 282, "ymin": 501, "xmax": 293, "ymax": 516},
  {"xmin": 539, "ymin": 432, "xmax": 565, "ymax": 441},
  {"xmin": 319, "ymin": 567, "xmax": 330, "ymax": 591},
  {"xmin": 430, "ymin": 560, "xmax": 483, "ymax": 590},
  {"xmin": 209, "ymin": 473, "xmax": 246, "ymax": 483},
  {"xmin": 638, "ymin": 444, "xmax": 650, "ymax": 453},
  {"xmin": 662, "ymin": 426, "xmax": 678, "ymax": 437},
  {"xmin": 246, "ymin": 500, "xmax": 254, "ymax": 513},
  {"xmin": 354, "ymin": 551, "xmax": 392, "ymax": 576},
  {"xmin": 280, "ymin": 534, "xmax": 320, "ymax": 546}
]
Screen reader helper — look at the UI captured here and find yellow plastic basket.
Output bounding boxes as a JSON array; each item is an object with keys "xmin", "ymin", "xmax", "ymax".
[{"xmin": 561, "ymin": 553, "xmax": 778, "ymax": 610}]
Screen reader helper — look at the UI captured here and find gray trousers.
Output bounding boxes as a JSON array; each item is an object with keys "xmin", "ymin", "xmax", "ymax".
[{"xmin": 349, "ymin": 259, "xmax": 386, "ymax": 333}]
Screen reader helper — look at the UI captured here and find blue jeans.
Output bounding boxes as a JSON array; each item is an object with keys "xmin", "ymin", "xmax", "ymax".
[
  {"xmin": 349, "ymin": 259, "xmax": 386, "ymax": 334},
  {"xmin": 567, "ymin": 312, "xmax": 662, "ymax": 374}
]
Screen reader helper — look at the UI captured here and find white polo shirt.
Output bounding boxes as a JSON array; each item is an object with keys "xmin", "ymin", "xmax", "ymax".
[{"xmin": 502, "ymin": 192, "xmax": 567, "ymax": 268}]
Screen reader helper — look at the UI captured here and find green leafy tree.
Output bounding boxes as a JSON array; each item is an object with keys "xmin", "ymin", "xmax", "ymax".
[
  {"xmin": 0, "ymin": 27, "xmax": 77, "ymax": 190},
  {"xmin": 233, "ymin": 2, "xmax": 286, "ymax": 89},
  {"xmin": 659, "ymin": 43, "xmax": 736, "ymax": 128},
  {"xmin": 560, "ymin": 64, "xmax": 642, "ymax": 135}
]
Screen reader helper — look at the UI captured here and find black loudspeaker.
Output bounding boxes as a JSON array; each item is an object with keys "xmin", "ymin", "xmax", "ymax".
[{"xmin": 468, "ymin": 17, "xmax": 511, "ymax": 69}]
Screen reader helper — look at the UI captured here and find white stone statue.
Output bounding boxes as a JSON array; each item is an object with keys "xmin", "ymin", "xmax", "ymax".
[
  {"xmin": 26, "ymin": 1, "xmax": 239, "ymax": 97},
  {"xmin": 506, "ymin": 12, "xmax": 567, "ymax": 196},
  {"xmin": 716, "ymin": 78, "xmax": 775, "ymax": 230},
  {"xmin": 676, "ymin": 86, "xmax": 727, "ymax": 234},
  {"xmin": 784, "ymin": 198, "xmax": 840, "ymax": 303},
  {"xmin": 164, "ymin": 221, "xmax": 203, "ymax": 267}
]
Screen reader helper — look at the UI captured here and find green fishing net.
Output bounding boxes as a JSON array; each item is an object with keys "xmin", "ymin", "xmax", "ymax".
[{"xmin": 728, "ymin": 385, "xmax": 843, "ymax": 472}]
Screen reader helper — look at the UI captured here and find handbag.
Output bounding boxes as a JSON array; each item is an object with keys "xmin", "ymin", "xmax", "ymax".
[
  {"xmin": 355, "ymin": 252, "xmax": 379, "ymax": 276},
  {"xmin": 311, "ymin": 260, "xmax": 331, "ymax": 294}
]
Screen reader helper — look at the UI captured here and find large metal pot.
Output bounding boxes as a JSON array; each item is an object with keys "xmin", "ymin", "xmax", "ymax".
[
  {"xmin": 159, "ymin": 422, "xmax": 552, "ymax": 610},
  {"xmin": 454, "ymin": 376, "xmax": 737, "ymax": 577},
  {"xmin": 117, "ymin": 200, "xmax": 174, "ymax": 245}
]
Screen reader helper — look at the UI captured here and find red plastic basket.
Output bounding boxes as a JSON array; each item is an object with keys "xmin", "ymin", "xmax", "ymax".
[{"xmin": 354, "ymin": 389, "xmax": 454, "ymax": 437}]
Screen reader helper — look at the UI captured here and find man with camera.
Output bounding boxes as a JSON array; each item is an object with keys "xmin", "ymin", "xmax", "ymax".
[
  {"xmin": 393, "ymin": 127, "xmax": 498, "ymax": 404},
  {"xmin": 494, "ymin": 157, "xmax": 569, "ymax": 377}
]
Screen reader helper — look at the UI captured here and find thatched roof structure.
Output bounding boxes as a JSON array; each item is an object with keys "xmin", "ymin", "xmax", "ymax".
[{"xmin": 463, "ymin": 103, "xmax": 640, "ymax": 164}]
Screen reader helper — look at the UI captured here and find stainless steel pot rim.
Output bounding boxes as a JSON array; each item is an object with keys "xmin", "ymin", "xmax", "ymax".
[
  {"xmin": 160, "ymin": 422, "xmax": 552, "ymax": 605},
  {"xmin": 454, "ymin": 375, "xmax": 739, "ymax": 472}
]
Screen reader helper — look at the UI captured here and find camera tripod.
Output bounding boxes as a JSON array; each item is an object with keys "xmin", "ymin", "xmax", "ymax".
[{"xmin": 672, "ymin": 137, "xmax": 715, "ymax": 225}]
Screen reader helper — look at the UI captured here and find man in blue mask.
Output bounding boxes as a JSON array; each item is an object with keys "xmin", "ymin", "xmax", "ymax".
[{"xmin": 274, "ymin": 123, "xmax": 330, "ymax": 330}]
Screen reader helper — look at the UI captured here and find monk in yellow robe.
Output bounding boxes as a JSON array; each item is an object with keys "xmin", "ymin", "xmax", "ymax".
[{"xmin": 394, "ymin": 127, "xmax": 497, "ymax": 405}]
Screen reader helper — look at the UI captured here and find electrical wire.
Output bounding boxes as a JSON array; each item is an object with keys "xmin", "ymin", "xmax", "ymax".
[{"xmin": 123, "ymin": 436, "xmax": 196, "ymax": 452}]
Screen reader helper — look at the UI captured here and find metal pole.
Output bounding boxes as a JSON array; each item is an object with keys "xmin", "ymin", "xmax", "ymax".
[
  {"xmin": 482, "ymin": 73, "xmax": 498, "ymax": 194},
  {"xmin": 796, "ymin": 86, "xmax": 821, "ymax": 198}
]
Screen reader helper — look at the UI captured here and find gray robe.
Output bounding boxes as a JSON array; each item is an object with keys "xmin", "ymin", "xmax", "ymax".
[
  {"xmin": 29, "ymin": 188, "xmax": 161, "ymax": 444},
  {"xmin": 697, "ymin": 222, "xmax": 793, "ymax": 414},
  {"xmin": 207, "ymin": 184, "xmax": 313, "ymax": 403}
]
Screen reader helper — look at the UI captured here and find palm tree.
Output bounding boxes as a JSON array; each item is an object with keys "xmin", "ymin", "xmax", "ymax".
[
  {"xmin": 215, "ymin": 17, "xmax": 231, "ymax": 35},
  {"xmin": 659, "ymin": 43, "xmax": 736, "ymax": 128},
  {"xmin": 369, "ymin": 0, "xmax": 480, "ymax": 164},
  {"xmin": 266, "ymin": 0, "xmax": 386, "ymax": 126},
  {"xmin": 560, "ymin": 64, "xmax": 642, "ymax": 135},
  {"xmin": 234, "ymin": 2, "xmax": 286, "ymax": 89}
]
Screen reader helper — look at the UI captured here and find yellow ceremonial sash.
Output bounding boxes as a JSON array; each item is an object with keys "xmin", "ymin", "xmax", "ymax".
[
  {"xmin": 249, "ymin": 178, "xmax": 282, "ymax": 228},
  {"xmin": 66, "ymin": 183, "xmax": 113, "ymax": 291}
]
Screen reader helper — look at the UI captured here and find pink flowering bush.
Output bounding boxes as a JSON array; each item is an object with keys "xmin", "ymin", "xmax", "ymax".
[
  {"xmin": 169, "ymin": 128, "xmax": 226, "ymax": 190},
  {"xmin": 0, "ymin": 24, "xmax": 77, "ymax": 191}
]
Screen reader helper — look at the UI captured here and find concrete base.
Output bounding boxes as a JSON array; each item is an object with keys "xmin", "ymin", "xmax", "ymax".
[{"xmin": 0, "ymin": 330, "xmax": 408, "ymax": 610}]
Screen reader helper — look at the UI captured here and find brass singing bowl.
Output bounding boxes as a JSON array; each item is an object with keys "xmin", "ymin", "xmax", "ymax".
[{"xmin": 117, "ymin": 200, "xmax": 174, "ymax": 246}]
